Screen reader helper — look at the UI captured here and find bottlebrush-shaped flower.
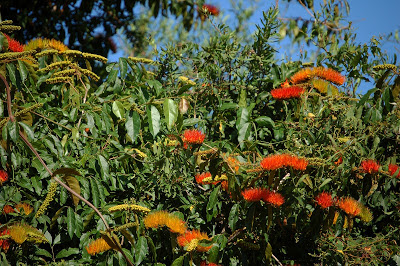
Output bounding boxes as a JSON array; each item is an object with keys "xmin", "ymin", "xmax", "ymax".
[
  {"xmin": 388, "ymin": 164, "xmax": 400, "ymax": 178},
  {"xmin": 358, "ymin": 205, "xmax": 373, "ymax": 223},
  {"xmin": 24, "ymin": 38, "xmax": 69, "ymax": 52},
  {"xmin": 3, "ymin": 205, "xmax": 15, "ymax": 214},
  {"xmin": 3, "ymin": 34, "xmax": 24, "ymax": 52},
  {"xmin": 260, "ymin": 154, "xmax": 308, "ymax": 171},
  {"xmin": 196, "ymin": 172, "xmax": 212, "ymax": 185},
  {"xmin": 291, "ymin": 67, "xmax": 345, "ymax": 85},
  {"xmin": 315, "ymin": 192, "xmax": 333, "ymax": 209},
  {"xmin": 311, "ymin": 79, "xmax": 339, "ymax": 95},
  {"xmin": 338, "ymin": 197, "xmax": 361, "ymax": 217},
  {"xmin": 263, "ymin": 191, "xmax": 285, "ymax": 207},
  {"xmin": 201, "ymin": 4, "xmax": 220, "ymax": 16},
  {"xmin": 0, "ymin": 170, "xmax": 8, "ymax": 184},
  {"xmin": 360, "ymin": 159, "xmax": 380, "ymax": 174},
  {"xmin": 86, "ymin": 237, "xmax": 113, "ymax": 256},
  {"xmin": 177, "ymin": 230, "xmax": 211, "ymax": 252},
  {"xmin": 241, "ymin": 188, "xmax": 268, "ymax": 202},
  {"xmin": 183, "ymin": 129, "xmax": 206, "ymax": 144},
  {"xmin": 334, "ymin": 156, "xmax": 343, "ymax": 166},
  {"xmin": 143, "ymin": 210, "xmax": 187, "ymax": 234},
  {"xmin": 226, "ymin": 156, "xmax": 240, "ymax": 172},
  {"xmin": 270, "ymin": 86, "xmax": 305, "ymax": 100},
  {"xmin": 14, "ymin": 203, "xmax": 33, "ymax": 215}
]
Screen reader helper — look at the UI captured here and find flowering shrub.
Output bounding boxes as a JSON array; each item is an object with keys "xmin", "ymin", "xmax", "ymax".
[{"xmin": 0, "ymin": 4, "xmax": 399, "ymax": 266}]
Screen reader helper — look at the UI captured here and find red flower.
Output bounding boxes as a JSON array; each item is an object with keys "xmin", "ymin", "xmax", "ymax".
[
  {"xmin": 260, "ymin": 154, "xmax": 307, "ymax": 171},
  {"xmin": 291, "ymin": 68, "xmax": 313, "ymax": 84},
  {"xmin": 338, "ymin": 197, "xmax": 361, "ymax": 217},
  {"xmin": 183, "ymin": 129, "xmax": 205, "ymax": 145},
  {"xmin": 312, "ymin": 67, "xmax": 345, "ymax": 85},
  {"xmin": 176, "ymin": 230, "xmax": 211, "ymax": 252},
  {"xmin": 334, "ymin": 156, "xmax": 343, "ymax": 166},
  {"xmin": 241, "ymin": 188, "xmax": 268, "ymax": 202},
  {"xmin": 3, "ymin": 34, "xmax": 24, "ymax": 52},
  {"xmin": 195, "ymin": 172, "xmax": 212, "ymax": 185},
  {"xmin": 315, "ymin": 192, "xmax": 333, "ymax": 209},
  {"xmin": 263, "ymin": 191, "xmax": 285, "ymax": 207},
  {"xmin": 3, "ymin": 205, "xmax": 15, "ymax": 214},
  {"xmin": 0, "ymin": 227, "xmax": 10, "ymax": 252},
  {"xmin": 201, "ymin": 4, "xmax": 220, "ymax": 16},
  {"xmin": 360, "ymin": 159, "xmax": 380, "ymax": 174},
  {"xmin": 220, "ymin": 181, "xmax": 228, "ymax": 191},
  {"xmin": 0, "ymin": 170, "xmax": 8, "ymax": 183},
  {"xmin": 270, "ymin": 86, "xmax": 305, "ymax": 100},
  {"xmin": 388, "ymin": 164, "xmax": 400, "ymax": 178}
]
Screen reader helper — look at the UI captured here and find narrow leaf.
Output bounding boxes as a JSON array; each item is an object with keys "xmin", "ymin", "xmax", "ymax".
[
  {"xmin": 163, "ymin": 99, "xmax": 178, "ymax": 130},
  {"xmin": 147, "ymin": 105, "xmax": 160, "ymax": 137},
  {"xmin": 126, "ymin": 110, "xmax": 141, "ymax": 143}
]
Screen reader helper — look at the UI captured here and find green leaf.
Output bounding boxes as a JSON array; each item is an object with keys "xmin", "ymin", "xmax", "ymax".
[
  {"xmin": 90, "ymin": 179, "xmax": 100, "ymax": 207},
  {"xmin": 107, "ymin": 67, "xmax": 118, "ymax": 83},
  {"xmin": 207, "ymin": 186, "xmax": 219, "ymax": 211},
  {"xmin": 119, "ymin": 57, "xmax": 128, "ymax": 78},
  {"xmin": 126, "ymin": 110, "xmax": 141, "ymax": 143},
  {"xmin": 63, "ymin": 176, "xmax": 81, "ymax": 207},
  {"xmin": 55, "ymin": 248, "xmax": 80, "ymax": 259},
  {"xmin": 98, "ymin": 155, "xmax": 110, "ymax": 180},
  {"xmin": 6, "ymin": 63, "xmax": 17, "ymax": 86},
  {"xmin": 147, "ymin": 105, "xmax": 160, "ymax": 137},
  {"xmin": 112, "ymin": 101, "xmax": 125, "ymax": 120},
  {"xmin": 36, "ymin": 248, "xmax": 52, "ymax": 258},
  {"xmin": 8, "ymin": 121, "xmax": 18, "ymax": 142},
  {"xmin": 265, "ymin": 242, "xmax": 272, "ymax": 264},
  {"xmin": 392, "ymin": 75, "xmax": 400, "ymax": 98},
  {"xmin": 228, "ymin": 204, "xmax": 239, "ymax": 230},
  {"xmin": 67, "ymin": 207, "xmax": 76, "ymax": 239},
  {"xmin": 254, "ymin": 116, "xmax": 275, "ymax": 128},
  {"xmin": 357, "ymin": 87, "xmax": 378, "ymax": 107},
  {"xmin": 319, "ymin": 178, "xmax": 332, "ymax": 190},
  {"xmin": 18, "ymin": 60, "xmax": 29, "ymax": 82},
  {"xmin": 219, "ymin": 103, "xmax": 238, "ymax": 111},
  {"xmin": 207, "ymin": 245, "xmax": 219, "ymax": 263},
  {"xmin": 182, "ymin": 118, "xmax": 202, "ymax": 127},
  {"xmin": 238, "ymin": 122, "xmax": 251, "ymax": 145},
  {"xmin": 163, "ymin": 99, "xmax": 178, "ymax": 130},
  {"xmin": 53, "ymin": 168, "xmax": 81, "ymax": 177},
  {"xmin": 171, "ymin": 255, "xmax": 185, "ymax": 266},
  {"xmin": 236, "ymin": 107, "xmax": 249, "ymax": 129},
  {"xmin": 18, "ymin": 122, "xmax": 34, "ymax": 140},
  {"xmin": 135, "ymin": 236, "xmax": 148, "ymax": 265}
]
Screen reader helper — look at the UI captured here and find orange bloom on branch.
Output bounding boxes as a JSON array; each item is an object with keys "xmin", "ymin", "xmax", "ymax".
[
  {"xmin": 3, "ymin": 34, "xmax": 24, "ymax": 52},
  {"xmin": 0, "ymin": 170, "xmax": 8, "ymax": 184},
  {"xmin": 241, "ymin": 188, "xmax": 268, "ymax": 202},
  {"xmin": 315, "ymin": 192, "xmax": 333, "ymax": 209},
  {"xmin": 3, "ymin": 205, "xmax": 15, "ymax": 214},
  {"xmin": 143, "ymin": 210, "xmax": 187, "ymax": 234},
  {"xmin": 177, "ymin": 229, "xmax": 211, "ymax": 252},
  {"xmin": 86, "ymin": 237, "xmax": 112, "ymax": 256},
  {"xmin": 270, "ymin": 86, "xmax": 305, "ymax": 100},
  {"xmin": 360, "ymin": 159, "xmax": 380, "ymax": 174},
  {"xmin": 260, "ymin": 154, "xmax": 307, "ymax": 171},
  {"xmin": 263, "ymin": 191, "xmax": 285, "ymax": 207},
  {"xmin": 388, "ymin": 164, "xmax": 400, "ymax": 178},
  {"xmin": 195, "ymin": 172, "xmax": 212, "ymax": 185},
  {"xmin": 0, "ymin": 227, "xmax": 10, "ymax": 252},
  {"xmin": 338, "ymin": 197, "xmax": 361, "ymax": 217},
  {"xmin": 201, "ymin": 4, "xmax": 220, "ymax": 16},
  {"xmin": 291, "ymin": 67, "xmax": 345, "ymax": 85},
  {"xmin": 183, "ymin": 129, "xmax": 206, "ymax": 145}
]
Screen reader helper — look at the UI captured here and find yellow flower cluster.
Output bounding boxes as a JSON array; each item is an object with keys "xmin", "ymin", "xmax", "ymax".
[
  {"xmin": 108, "ymin": 204, "xmax": 150, "ymax": 214},
  {"xmin": 35, "ymin": 181, "xmax": 58, "ymax": 218},
  {"xmin": 143, "ymin": 210, "xmax": 187, "ymax": 234}
]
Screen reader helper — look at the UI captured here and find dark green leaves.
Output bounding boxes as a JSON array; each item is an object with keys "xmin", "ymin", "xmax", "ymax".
[{"xmin": 126, "ymin": 110, "xmax": 141, "ymax": 143}]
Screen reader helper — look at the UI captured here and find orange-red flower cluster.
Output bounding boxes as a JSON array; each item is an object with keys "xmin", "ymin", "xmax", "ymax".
[
  {"xmin": 291, "ymin": 67, "xmax": 345, "ymax": 85},
  {"xmin": 3, "ymin": 34, "xmax": 24, "ymax": 52},
  {"xmin": 86, "ymin": 237, "xmax": 112, "ymax": 256},
  {"xmin": 338, "ymin": 197, "xmax": 361, "ymax": 217},
  {"xmin": 360, "ymin": 159, "xmax": 380, "ymax": 174},
  {"xmin": 0, "ymin": 170, "xmax": 8, "ymax": 184},
  {"xmin": 227, "ymin": 156, "xmax": 240, "ymax": 172},
  {"xmin": 334, "ymin": 156, "xmax": 343, "ymax": 166},
  {"xmin": 143, "ymin": 210, "xmax": 187, "ymax": 234},
  {"xmin": 183, "ymin": 129, "xmax": 206, "ymax": 145},
  {"xmin": 3, "ymin": 205, "xmax": 14, "ymax": 214},
  {"xmin": 389, "ymin": 164, "xmax": 400, "ymax": 178},
  {"xmin": 3, "ymin": 203, "xmax": 33, "ymax": 215},
  {"xmin": 201, "ymin": 4, "xmax": 220, "ymax": 16},
  {"xmin": 241, "ymin": 188, "xmax": 285, "ymax": 207},
  {"xmin": 270, "ymin": 86, "xmax": 305, "ymax": 100},
  {"xmin": 260, "ymin": 154, "xmax": 308, "ymax": 171},
  {"xmin": 176, "ymin": 229, "xmax": 211, "ymax": 252},
  {"xmin": 0, "ymin": 227, "xmax": 10, "ymax": 252},
  {"xmin": 195, "ymin": 172, "xmax": 213, "ymax": 185},
  {"xmin": 315, "ymin": 192, "xmax": 333, "ymax": 209}
]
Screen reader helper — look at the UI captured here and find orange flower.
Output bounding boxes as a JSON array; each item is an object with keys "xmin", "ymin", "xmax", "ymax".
[
  {"xmin": 143, "ymin": 210, "xmax": 187, "ymax": 234},
  {"xmin": 334, "ymin": 156, "xmax": 343, "ymax": 166},
  {"xmin": 260, "ymin": 154, "xmax": 307, "ymax": 171},
  {"xmin": 3, "ymin": 205, "xmax": 15, "ymax": 214},
  {"xmin": 86, "ymin": 237, "xmax": 112, "ymax": 255},
  {"xmin": 263, "ymin": 191, "xmax": 285, "ymax": 207},
  {"xmin": 338, "ymin": 197, "xmax": 361, "ymax": 217},
  {"xmin": 227, "ymin": 156, "xmax": 240, "ymax": 172},
  {"xmin": 0, "ymin": 227, "xmax": 10, "ymax": 252},
  {"xmin": 0, "ymin": 170, "xmax": 8, "ymax": 183},
  {"xmin": 24, "ymin": 38, "xmax": 69, "ymax": 52},
  {"xmin": 388, "ymin": 164, "xmax": 400, "ymax": 178},
  {"xmin": 3, "ymin": 34, "xmax": 24, "ymax": 52},
  {"xmin": 360, "ymin": 159, "xmax": 380, "ymax": 174},
  {"xmin": 15, "ymin": 203, "xmax": 33, "ymax": 215},
  {"xmin": 202, "ymin": 4, "xmax": 220, "ymax": 16},
  {"xmin": 195, "ymin": 172, "xmax": 212, "ymax": 185},
  {"xmin": 270, "ymin": 86, "xmax": 305, "ymax": 100},
  {"xmin": 183, "ymin": 129, "xmax": 205, "ymax": 144},
  {"xmin": 177, "ymin": 230, "xmax": 211, "ymax": 252},
  {"xmin": 241, "ymin": 188, "xmax": 268, "ymax": 202},
  {"xmin": 290, "ymin": 68, "xmax": 313, "ymax": 84},
  {"xmin": 220, "ymin": 181, "xmax": 228, "ymax": 191},
  {"xmin": 315, "ymin": 192, "xmax": 333, "ymax": 209}
]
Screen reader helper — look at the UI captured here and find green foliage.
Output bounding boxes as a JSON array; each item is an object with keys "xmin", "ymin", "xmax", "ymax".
[{"xmin": 0, "ymin": 4, "xmax": 400, "ymax": 266}]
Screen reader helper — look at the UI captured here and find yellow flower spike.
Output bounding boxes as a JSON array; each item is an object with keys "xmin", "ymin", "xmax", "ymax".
[
  {"xmin": 35, "ymin": 49, "xmax": 60, "ymax": 58},
  {"xmin": 0, "ymin": 25, "xmax": 22, "ymax": 32},
  {"xmin": 38, "ymin": 60, "xmax": 72, "ymax": 72},
  {"xmin": 113, "ymin": 222, "xmax": 139, "ymax": 232},
  {"xmin": 373, "ymin": 64, "xmax": 397, "ymax": 71},
  {"xmin": 178, "ymin": 76, "xmax": 196, "ymax": 86},
  {"xmin": 202, "ymin": 176, "xmax": 213, "ymax": 183},
  {"xmin": 35, "ymin": 181, "xmax": 58, "ymax": 218},
  {"xmin": 52, "ymin": 69, "xmax": 76, "ymax": 77},
  {"xmin": 133, "ymin": 148, "xmax": 147, "ymax": 159},
  {"xmin": 80, "ymin": 69, "xmax": 100, "ymax": 82},
  {"xmin": 0, "ymin": 51, "xmax": 35, "ymax": 61},
  {"xmin": 214, "ymin": 174, "xmax": 228, "ymax": 182},
  {"xmin": 108, "ymin": 204, "xmax": 150, "ymax": 213},
  {"xmin": 46, "ymin": 77, "xmax": 73, "ymax": 84},
  {"xmin": 81, "ymin": 52, "xmax": 108, "ymax": 63},
  {"xmin": 128, "ymin": 56, "xmax": 156, "ymax": 65},
  {"xmin": 59, "ymin": 50, "xmax": 82, "ymax": 57},
  {"xmin": 0, "ymin": 20, "xmax": 13, "ymax": 26},
  {"xmin": 186, "ymin": 239, "xmax": 199, "ymax": 252}
]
